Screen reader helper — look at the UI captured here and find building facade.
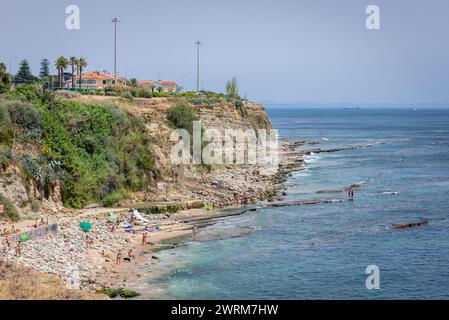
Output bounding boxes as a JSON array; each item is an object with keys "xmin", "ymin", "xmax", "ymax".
[
  {"xmin": 138, "ymin": 80, "xmax": 178, "ymax": 92},
  {"xmin": 72, "ymin": 71, "xmax": 124, "ymax": 89}
]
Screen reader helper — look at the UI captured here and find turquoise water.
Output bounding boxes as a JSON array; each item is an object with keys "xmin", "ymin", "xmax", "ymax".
[{"xmin": 143, "ymin": 107, "xmax": 449, "ymax": 299}]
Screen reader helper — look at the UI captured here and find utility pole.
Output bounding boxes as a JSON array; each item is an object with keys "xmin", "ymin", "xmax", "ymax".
[
  {"xmin": 195, "ymin": 41, "xmax": 202, "ymax": 92},
  {"xmin": 112, "ymin": 18, "xmax": 120, "ymax": 85},
  {"xmin": 8, "ymin": 56, "xmax": 17, "ymax": 75}
]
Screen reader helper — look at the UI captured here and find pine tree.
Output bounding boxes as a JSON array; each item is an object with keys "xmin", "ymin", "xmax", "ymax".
[
  {"xmin": 39, "ymin": 58, "xmax": 50, "ymax": 78},
  {"xmin": 15, "ymin": 59, "xmax": 36, "ymax": 84}
]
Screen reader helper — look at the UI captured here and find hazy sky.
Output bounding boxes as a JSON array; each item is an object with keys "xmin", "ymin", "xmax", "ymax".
[{"xmin": 1, "ymin": 0, "xmax": 449, "ymax": 104}]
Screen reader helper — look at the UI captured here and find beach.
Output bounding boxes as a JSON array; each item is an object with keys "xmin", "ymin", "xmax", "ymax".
[{"xmin": 0, "ymin": 138, "xmax": 306, "ymax": 298}]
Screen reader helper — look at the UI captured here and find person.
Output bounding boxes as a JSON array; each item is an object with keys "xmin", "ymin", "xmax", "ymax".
[
  {"xmin": 3, "ymin": 234, "xmax": 10, "ymax": 249},
  {"xmin": 128, "ymin": 249, "xmax": 135, "ymax": 260},
  {"xmin": 348, "ymin": 188, "xmax": 354, "ymax": 200},
  {"xmin": 110, "ymin": 225, "xmax": 116, "ymax": 233},
  {"xmin": 86, "ymin": 235, "xmax": 94, "ymax": 249},
  {"xmin": 142, "ymin": 232, "xmax": 148, "ymax": 245},
  {"xmin": 116, "ymin": 250, "xmax": 122, "ymax": 265},
  {"xmin": 15, "ymin": 241, "xmax": 21, "ymax": 257},
  {"xmin": 192, "ymin": 225, "xmax": 197, "ymax": 235},
  {"xmin": 101, "ymin": 250, "xmax": 110, "ymax": 258}
]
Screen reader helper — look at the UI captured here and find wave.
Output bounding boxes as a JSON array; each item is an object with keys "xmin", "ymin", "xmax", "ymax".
[{"xmin": 303, "ymin": 153, "xmax": 322, "ymax": 164}]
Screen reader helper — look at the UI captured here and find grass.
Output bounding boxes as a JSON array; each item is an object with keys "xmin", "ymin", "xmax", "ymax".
[
  {"xmin": 0, "ymin": 262, "xmax": 102, "ymax": 300},
  {"xmin": 0, "ymin": 193, "xmax": 19, "ymax": 221}
]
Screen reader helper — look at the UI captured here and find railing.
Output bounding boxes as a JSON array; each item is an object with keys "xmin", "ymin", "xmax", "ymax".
[{"xmin": 9, "ymin": 223, "xmax": 58, "ymax": 243}]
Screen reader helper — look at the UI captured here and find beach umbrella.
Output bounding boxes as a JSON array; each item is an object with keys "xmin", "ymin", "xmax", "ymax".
[
  {"xmin": 79, "ymin": 221, "xmax": 92, "ymax": 231},
  {"xmin": 106, "ymin": 214, "xmax": 118, "ymax": 223},
  {"xmin": 20, "ymin": 233, "xmax": 29, "ymax": 242}
]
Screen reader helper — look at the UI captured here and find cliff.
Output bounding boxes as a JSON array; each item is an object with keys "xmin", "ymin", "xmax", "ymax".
[{"xmin": 0, "ymin": 92, "xmax": 279, "ymax": 219}]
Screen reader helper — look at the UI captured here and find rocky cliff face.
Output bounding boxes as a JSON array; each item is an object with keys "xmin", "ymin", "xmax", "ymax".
[{"xmin": 0, "ymin": 96, "xmax": 279, "ymax": 216}]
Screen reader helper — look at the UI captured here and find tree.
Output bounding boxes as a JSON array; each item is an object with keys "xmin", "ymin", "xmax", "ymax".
[
  {"xmin": 77, "ymin": 57, "xmax": 87, "ymax": 89},
  {"xmin": 69, "ymin": 57, "xmax": 78, "ymax": 88},
  {"xmin": 128, "ymin": 78, "xmax": 138, "ymax": 87},
  {"xmin": 226, "ymin": 76, "xmax": 239, "ymax": 99},
  {"xmin": 55, "ymin": 56, "xmax": 68, "ymax": 88},
  {"xmin": 39, "ymin": 58, "xmax": 50, "ymax": 78},
  {"xmin": 0, "ymin": 62, "xmax": 12, "ymax": 93},
  {"xmin": 15, "ymin": 59, "xmax": 36, "ymax": 84}
]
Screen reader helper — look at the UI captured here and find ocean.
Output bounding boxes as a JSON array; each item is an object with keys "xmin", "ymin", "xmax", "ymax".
[{"xmin": 139, "ymin": 106, "xmax": 449, "ymax": 299}]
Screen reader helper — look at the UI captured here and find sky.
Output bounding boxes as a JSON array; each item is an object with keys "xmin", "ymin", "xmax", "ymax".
[{"xmin": 1, "ymin": 0, "xmax": 449, "ymax": 104}]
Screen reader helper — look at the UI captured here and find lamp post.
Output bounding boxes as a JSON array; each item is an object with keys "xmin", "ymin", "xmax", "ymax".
[
  {"xmin": 111, "ymin": 17, "xmax": 121, "ymax": 85},
  {"xmin": 182, "ymin": 75, "xmax": 187, "ymax": 92},
  {"xmin": 195, "ymin": 41, "xmax": 203, "ymax": 92},
  {"xmin": 8, "ymin": 56, "xmax": 17, "ymax": 75}
]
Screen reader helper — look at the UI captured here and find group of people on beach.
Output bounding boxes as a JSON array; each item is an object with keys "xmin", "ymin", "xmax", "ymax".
[
  {"xmin": 1, "ymin": 227, "xmax": 22, "ymax": 257},
  {"xmin": 234, "ymin": 193, "xmax": 251, "ymax": 205},
  {"xmin": 115, "ymin": 249, "xmax": 136, "ymax": 265},
  {"xmin": 1, "ymin": 217, "xmax": 50, "ymax": 257}
]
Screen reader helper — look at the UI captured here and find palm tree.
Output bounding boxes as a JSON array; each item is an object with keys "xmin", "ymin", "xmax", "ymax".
[
  {"xmin": 55, "ymin": 56, "xmax": 68, "ymax": 89},
  {"xmin": 77, "ymin": 58, "xmax": 87, "ymax": 89},
  {"xmin": 69, "ymin": 57, "xmax": 78, "ymax": 89}
]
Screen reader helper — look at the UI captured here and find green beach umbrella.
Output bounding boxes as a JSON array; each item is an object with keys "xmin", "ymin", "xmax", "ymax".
[
  {"xmin": 106, "ymin": 214, "xmax": 118, "ymax": 223},
  {"xmin": 20, "ymin": 233, "xmax": 29, "ymax": 242},
  {"xmin": 79, "ymin": 221, "xmax": 92, "ymax": 231}
]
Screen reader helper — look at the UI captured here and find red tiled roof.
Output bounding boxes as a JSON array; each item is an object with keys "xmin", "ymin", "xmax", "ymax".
[
  {"xmin": 138, "ymin": 80, "xmax": 177, "ymax": 86},
  {"xmin": 72, "ymin": 71, "xmax": 124, "ymax": 80},
  {"xmin": 76, "ymin": 72, "xmax": 112, "ymax": 80}
]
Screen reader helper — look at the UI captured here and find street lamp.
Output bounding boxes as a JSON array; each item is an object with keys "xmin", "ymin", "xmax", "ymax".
[
  {"xmin": 195, "ymin": 41, "xmax": 203, "ymax": 92},
  {"xmin": 8, "ymin": 56, "xmax": 17, "ymax": 75},
  {"xmin": 182, "ymin": 75, "xmax": 187, "ymax": 92},
  {"xmin": 112, "ymin": 17, "xmax": 121, "ymax": 85}
]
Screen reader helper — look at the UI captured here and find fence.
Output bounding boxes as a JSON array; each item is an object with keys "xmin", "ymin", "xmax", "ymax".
[{"xmin": 9, "ymin": 223, "xmax": 58, "ymax": 243}]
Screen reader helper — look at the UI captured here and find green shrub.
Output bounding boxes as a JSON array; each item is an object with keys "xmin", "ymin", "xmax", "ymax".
[
  {"xmin": 0, "ymin": 103, "xmax": 13, "ymax": 146},
  {"xmin": 167, "ymin": 101, "xmax": 199, "ymax": 134},
  {"xmin": 101, "ymin": 191, "xmax": 127, "ymax": 207},
  {"xmin": 135, "ymin": 88, "xmax": 152, "ymax": 98},
  {"xmin": 30, "ymin": 199, "xmax": 41, "ymax": 212},
  {"xmin": 234, "ymin": 99, "xmax": 245, "ymax": 109},
  {"xmin": 41, "ymin": 100, "xmax": 155, "ymax": 208},
  {"xmin": 0, "ymin": 193, "xmax": 19, "ymax": 222},
  {"xmin": 142, "ymin": 204, "xmax": 180, "ymax": 214},
  {"xmin": 119, "ymin": 91, "xmax": 133, "ymax": 100},
  {"xmin": 10, "ymin": 84, "xmax": 44, "ymax": 103},
  {"xmin": 152, "ymin": 91, "xmax": 169, "ymax": 98},
  {"xmin": 0, "ymin": 145, "xmax": 13, "ymax": 170},
  {"xmin": 54, "ymin": 90, "xmax": 81, "ymax": 99},
  {"xmin": 96, "ymin": 288, "xmax": 140, "ymax": 299},
  {"xmin": 4, "ymin": 99, "xmax": 42, "ymax": 131}
]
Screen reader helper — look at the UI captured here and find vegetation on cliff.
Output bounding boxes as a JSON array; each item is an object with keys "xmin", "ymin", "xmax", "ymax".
[{"xmin": 0, "ymin": 84, "xmax": 156, "ymax": 212}]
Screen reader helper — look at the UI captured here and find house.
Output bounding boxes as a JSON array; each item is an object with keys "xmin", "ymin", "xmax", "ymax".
[
  {"xmin": 138, "ymin": 80, "xmax": 179, "ymax": 92},
  {"xmin": 72, "ymin": 71, "xmax": 125, "ymax": 89}
]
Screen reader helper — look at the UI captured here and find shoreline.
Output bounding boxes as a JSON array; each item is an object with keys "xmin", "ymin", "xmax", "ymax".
[
  {"xmin": 0, "ymin": 138, "xmax": 384, "ymax": 299},
  {"xmin": 0, "ymin": 139, "xmax": 306, "ymax": 298}
]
